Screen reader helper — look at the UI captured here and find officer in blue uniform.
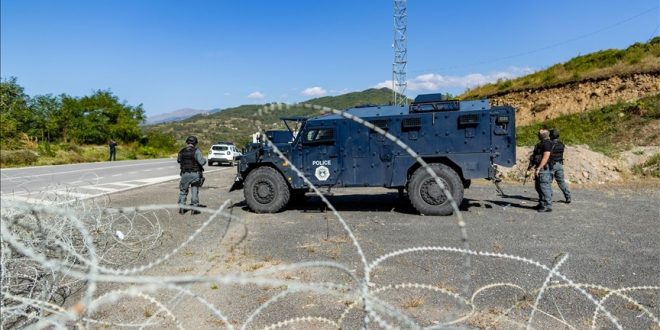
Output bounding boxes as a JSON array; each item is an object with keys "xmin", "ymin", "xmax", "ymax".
[{"xmin": 177, "ymin": 136, "xmax": 206, "ymax": 214}]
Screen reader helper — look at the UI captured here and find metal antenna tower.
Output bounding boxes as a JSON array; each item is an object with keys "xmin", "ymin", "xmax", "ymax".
[{"xmin": 392, "ymin": 0, "xmax": 407, "ymax": 106}]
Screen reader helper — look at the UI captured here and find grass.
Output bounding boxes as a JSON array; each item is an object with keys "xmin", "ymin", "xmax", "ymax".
[
  {"xmin": 402, "ymin": 296, "xmax": 425, "ymax": 308},
  {"xmin": 462, "ymin": 37, "xmax": 660, "ymax": 99},
  {"xmin": 0, "ymin": 141, "xmax": 178, "ymax": 168},
  {"xmin": 516, "ymin": 94, "xmax": 660, "ymax": 157},
  {"xmin": 632, "ymin": 153, "xmax": 660, "ymax": 177}
]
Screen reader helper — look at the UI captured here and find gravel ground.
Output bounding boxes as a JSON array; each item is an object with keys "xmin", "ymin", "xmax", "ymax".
[{"xmin": 87, "ymin": 166, "xmax": 659, "ymax": 329}]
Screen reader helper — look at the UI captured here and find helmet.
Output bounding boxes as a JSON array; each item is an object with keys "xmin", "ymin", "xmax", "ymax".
[
  {"xmin": 185, "ymin": 136, "xmax": 198, "ymax": 145},
  {"xmin": 549, "ymin": 129, "xmax": 560, "ymax": 139}
]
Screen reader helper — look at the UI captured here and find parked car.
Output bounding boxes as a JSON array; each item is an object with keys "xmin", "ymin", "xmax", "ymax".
[{"xmin": 208, "ymin": 142, "xmax": 241, "ymax": 166}]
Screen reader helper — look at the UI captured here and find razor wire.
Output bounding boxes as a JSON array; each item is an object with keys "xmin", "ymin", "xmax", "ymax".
[{"xmin": 1, "ymin": 101, "xmax": 658, "ymax": 329}]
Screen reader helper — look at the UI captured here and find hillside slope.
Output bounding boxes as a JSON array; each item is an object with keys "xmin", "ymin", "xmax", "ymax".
[
  {"xmin": 463, "ymin": 37, "xmax": 660, "ymax": 99},
  {"xmin": 145, "ymin": 88, "xmax": 397, "ymax": 147},
  {"xmin": 491, "ymin": 72, "xmax": 659, "ymax": 125},
  {"xmin": 462, "ymin": 38, "xmax": 660, "ymax": 125}
]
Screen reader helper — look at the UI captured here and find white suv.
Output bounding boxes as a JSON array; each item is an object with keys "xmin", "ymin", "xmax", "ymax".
[{"xmin": 208, "ymin": 143, "xmax": 241, "ymax": 166}]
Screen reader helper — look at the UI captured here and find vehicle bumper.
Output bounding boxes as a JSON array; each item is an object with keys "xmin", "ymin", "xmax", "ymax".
[{"xmin": 210, "ymin": 157, "xmax": 233, "ymax": 164}]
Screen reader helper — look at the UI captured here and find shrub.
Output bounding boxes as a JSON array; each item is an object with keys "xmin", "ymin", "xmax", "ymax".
[
  {"xmin": 142, "ymin": 131, "xmax": 178, "ymax": 153},
  {"xmin": 497, "ymin": 80, "xmax": 513, "ymax": 90},
  {"xmin": 138, "ymin": 146, "xmax": 159, "ymax": 157},
  {"xmin": 38, "ymin": 141, "xmax": 56, "ymax": 157},
  {"xmin": 0, "ymin": 150, "xmax": 38, "ymax": 167},
  {"xmin": 632, "ymin": 153, "xmax": 660, "ymax": 177}
]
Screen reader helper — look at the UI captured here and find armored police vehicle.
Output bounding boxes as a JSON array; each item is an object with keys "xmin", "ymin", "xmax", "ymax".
[{"xmin": 230, "ymin": 94, "xmax": 516, "ymax": 215}]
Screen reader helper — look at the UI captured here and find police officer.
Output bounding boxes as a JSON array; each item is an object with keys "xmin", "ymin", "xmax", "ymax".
[
  {"xmin": 532, "ymin": 128, "xmax": 554, "ymax": 212},
  {"xmin": 177, "ymin": 136, "xmax": 207, "ymax": 214},
  {"xmin": 549, "ymin": 128, "xmax": 571, "ymax": 204}
]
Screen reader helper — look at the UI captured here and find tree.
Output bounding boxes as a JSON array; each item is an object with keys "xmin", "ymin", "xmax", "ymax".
[
  {"xmin": 29, "ymin": 94, "xmax": 61, "ymax": 141},
  {"xmin": 0, "ymin": 77, "xmax": 31, "ymax": 143}
]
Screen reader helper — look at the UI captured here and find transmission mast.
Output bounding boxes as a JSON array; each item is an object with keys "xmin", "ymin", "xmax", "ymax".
[{"xmin": 392, "ymin": 0, "xmax": 408, "ymax": 106}]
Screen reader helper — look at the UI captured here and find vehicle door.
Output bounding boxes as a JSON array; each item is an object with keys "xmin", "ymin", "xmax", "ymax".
[{"xmin": 300, "ymin": 123, "xmax": 340, "ymax": 186}]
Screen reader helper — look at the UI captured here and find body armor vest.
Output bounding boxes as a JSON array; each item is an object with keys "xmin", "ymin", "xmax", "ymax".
[
  {"xmin": 550, "ymin": 140, "xmax": 565, "ymax": 163},
  {"xmin": 178, "ymin": 147, "xmax": 202, "ymax": 172},
  {"xmin": 530, "ymin": 143, "xmax": 543, "ymax": 166}
]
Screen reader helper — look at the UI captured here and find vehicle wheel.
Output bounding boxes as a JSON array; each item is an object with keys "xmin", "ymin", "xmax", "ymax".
[
  {"xmin": 407, "ymin": 163, "xmax": 463, "ymax": 216},
  {"xmin": 244, "ymin": 166, "xmax": 291, "ymax": 213}
]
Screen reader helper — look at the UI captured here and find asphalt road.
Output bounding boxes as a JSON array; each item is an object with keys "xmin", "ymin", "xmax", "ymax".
[
  {"xmin": 0, "ymin": 159, "xmax": 232, "ymax": 204},
  {"xmin": 84, "ymin": 168, "xmax": 659, "ymax": 329}
]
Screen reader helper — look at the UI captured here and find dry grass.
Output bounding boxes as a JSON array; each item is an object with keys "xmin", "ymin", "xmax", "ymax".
[
  {"xmin": 177, "ymin": 266, "xmax": 195, "ymax": 273},
  {"xmin": 587, "ymin": 287, "xmax": 610, "ymax": 299},
  {"xmin": 402, "ymin": 296, "xmax": 425, "ymax": 308},
  {"xmin": 244, "ymin": 262, "xmax": 264, "ymax": 272},
  {"xmin": 434, "ymin": 282, "xmax": 458, "ymax": 294}
]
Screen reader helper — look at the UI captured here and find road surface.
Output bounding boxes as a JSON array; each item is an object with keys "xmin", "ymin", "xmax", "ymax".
[
  {"xmin": 83, "ymin": 169, "xmax": 659, "ymax": 329},
  {"xmin": 0, "ymin": 159, "xmax": 233, "ymax": 204}
]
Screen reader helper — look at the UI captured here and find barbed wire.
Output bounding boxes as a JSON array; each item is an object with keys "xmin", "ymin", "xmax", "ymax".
[{"xmin": 1, "ymin": 101, "xmax": 658, "ymax": 329}]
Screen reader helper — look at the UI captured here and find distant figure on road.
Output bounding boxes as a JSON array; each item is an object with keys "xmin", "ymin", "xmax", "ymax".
[
  {"xmin": 108, "ymin": 140, "xmax": 117, "ymax": 161},
  {"xmin": 177, "ymin": 135, "xmax": 207, "ymax": 215},
  {"xmin": 549, "ymin": 128, "xmax": 571, "ymax": 204}
]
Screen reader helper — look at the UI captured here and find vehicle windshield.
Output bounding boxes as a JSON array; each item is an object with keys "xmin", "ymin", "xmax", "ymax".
[
  {"xmin": 282, "ymin": 117, "xmax": 307, "ymax": 144},
  {"xmin": 212, "ymin": 146, "xmax": 229, "ymax": 151}
]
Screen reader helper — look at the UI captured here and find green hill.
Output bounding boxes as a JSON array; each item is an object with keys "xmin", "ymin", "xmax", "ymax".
[
  {"xmin": 145, "ymin": 88, "xmax": 399, "ymax": 147},
  {"xmin": 462, "ymin": 37, "xmax": 660, "ymax": 99}
]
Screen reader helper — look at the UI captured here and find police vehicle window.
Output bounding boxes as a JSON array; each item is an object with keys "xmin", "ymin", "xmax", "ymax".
[
  {"xmin": 304, "ymin": 128, "xmax": 334, "ymax": 143},
  {"xmin": 213, "ymin": 146, "xmax": 228, "ymax": 151}
]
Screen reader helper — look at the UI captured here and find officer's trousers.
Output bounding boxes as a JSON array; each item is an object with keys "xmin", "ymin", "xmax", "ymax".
[
  {"xmin": 550, "ymin": 162, "xmax": 571, "ymax": 201},
  {"xmin": 179, "ymin": 172, "xmax": 202, "ymax": 206},
  {"xmin": 534, "ymin": 168, "xmax": 553, "ymax": 208}
]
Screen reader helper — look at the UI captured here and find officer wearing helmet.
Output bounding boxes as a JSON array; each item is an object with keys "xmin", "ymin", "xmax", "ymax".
[
  {"xmin": 549, "ymin": 128, "xmax": 571, "ymax": 204},
  {"xmin": 177, "ymin": 136, "xmax": 207, "ymax": 214}
]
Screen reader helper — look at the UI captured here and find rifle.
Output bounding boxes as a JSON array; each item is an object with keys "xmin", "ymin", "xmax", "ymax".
[{"xmin": 523, "ymin": 159, "xmax": 535, "ymax": 186}]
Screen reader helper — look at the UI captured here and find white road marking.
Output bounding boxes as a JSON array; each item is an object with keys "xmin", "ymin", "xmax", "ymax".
[
  {"xmin": 1, "ymin": 160, "xmax": 175, "ymax": 179},
  {"xmin": 85, "ymin": 186, "xmax": 120, "ymax": 192},
  {"xmin": 2, "ymin": 167, "xmax": 233, "ymax": 205}
]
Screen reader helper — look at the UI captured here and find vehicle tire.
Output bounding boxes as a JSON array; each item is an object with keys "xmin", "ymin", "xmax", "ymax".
[
  {"xmin": 244, "ymin": 166, "xmax": 291, "ymax": 213},
  {"xmin": 407, "ymin": 163, "xmax": 463, "ymax": 216}
]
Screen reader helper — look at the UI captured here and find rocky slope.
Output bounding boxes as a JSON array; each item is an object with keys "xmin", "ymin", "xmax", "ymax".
[
  {"xmin": 500, "ymin": 145, "xmax": 660, "ymax": 185},
  {"xmin": 490, "ymin": 72, "xmax": 660, "ymax": 125}
]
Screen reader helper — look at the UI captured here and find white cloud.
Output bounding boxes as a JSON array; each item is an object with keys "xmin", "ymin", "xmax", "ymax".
[
  {"xmin": 373, "ymin": 67, "xmax": 535, "ymax": 91},
  {"xmin": 301, "ymin": 86, "xmax": 327, "ymax": 97},
  {"xmin": 247, "ymin": 91, "xmax": 265, "ymax": 99},
  {"xmin": 329, "ymin": 88, "xmax": 351, "ymax": 94}
]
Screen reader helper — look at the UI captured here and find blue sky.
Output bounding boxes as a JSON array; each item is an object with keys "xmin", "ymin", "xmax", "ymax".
[{"xmin": 2, "ymin": 1, "xmax": 658, "ymax": 118}]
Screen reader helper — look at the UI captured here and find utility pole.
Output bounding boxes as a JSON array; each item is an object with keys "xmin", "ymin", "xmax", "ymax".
[{"xmin": 393, "ymin": 0, "xmax": 408, "ymax": 106}]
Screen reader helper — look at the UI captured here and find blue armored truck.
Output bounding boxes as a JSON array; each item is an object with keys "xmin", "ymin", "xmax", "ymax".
[{"xmin": 230, "ymin": 94, "xmax": 516, "ymax": 215}]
